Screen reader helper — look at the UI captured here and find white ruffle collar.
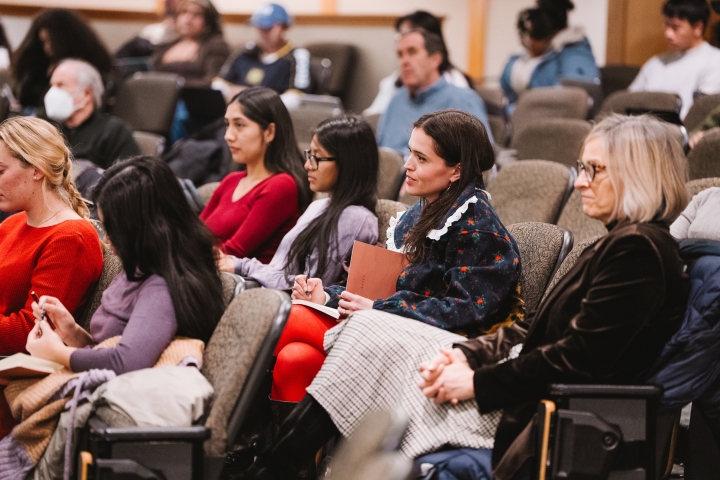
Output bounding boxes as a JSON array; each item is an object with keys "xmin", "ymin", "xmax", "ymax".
[{"xmin": 385, "ymin": 190, "xmax": 490, "ymax": 251}]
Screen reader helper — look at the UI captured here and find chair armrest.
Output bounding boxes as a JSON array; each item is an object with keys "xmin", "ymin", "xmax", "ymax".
[
  {"xmin": 549, "ymin": 384, "xmax": 661, "ymax": 398},
  {"xmin": 88, "ymin": 416, "xmax": 210, "ymax": 442}
]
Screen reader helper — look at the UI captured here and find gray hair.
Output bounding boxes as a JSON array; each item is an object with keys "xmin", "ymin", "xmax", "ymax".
[{"xmin": 58, "ymin": 58, "xmax": 104, "ymax": 108}]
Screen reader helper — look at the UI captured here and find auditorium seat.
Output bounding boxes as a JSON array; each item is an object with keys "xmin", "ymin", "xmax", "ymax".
[
  {"xmin": 80, "ymin": 289, "xmax": 292, "ymax": 480},
  {"xmin": 599, "ymin": 64, "xmax": 640, "ymax": 99},
  {"xmin": 486, "ymin": 160, "xmax": 575, "ymax": 226},
  {"xmin": 304, "ymin": 43, "xmax": 358, "ymax": 102},
  {"xmin": 556, "ymin": 189, "xmax": 608, "ymax": 243},
  {"xmin": 510, "ymin": 118, "xmax": 591, "ymax": 167},
  {"xmin": 684, "ymin": 93, "xmax": 720, "ymax": 133},
  {"xmin": 686, "ymin": 177, "xmax": 720, "ymax": 197},
  {"xmin": 376, "ymin": 199, "xmax": 408, "ymax": 246},
  {"xmin": 506, "ymin": 222, "xmax": 573, "ymax": 312},
  {"xmin": 561, "ymin": 78, "xmax": 603, "ymax": 119},
  {"xmin": 377, "ymin": 148, "xmax": 406, "ymax": 200},
  {"xmin": 687, "ymin": 128, "xmax": 720, "ymax": 180},
  {"xmin": 598, "ymin": 90, "xmax": 681, "ymax": 120},
  {"xmin": 511, "ymin": 86, "xmax": 589, "ymax": 137},
  {"xmin": 112, "ymin": 72, "xmax": 184, "ymax": 139},
  {"xmin": 76, "ymin": 252, "xmax": 123, "ymax": 332},
  {"xmin": 197, "ymin": 181, "xmax": 220, "ymax": 207},
  {"xmin": 132, "ymin": 131, "xmax": 166, "ymax": 157}
]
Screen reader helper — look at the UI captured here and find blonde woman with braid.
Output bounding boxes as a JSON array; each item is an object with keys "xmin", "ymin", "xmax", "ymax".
[{"xmin": 0, "ymin": 117, "xmax": 102, "ymax": 437}]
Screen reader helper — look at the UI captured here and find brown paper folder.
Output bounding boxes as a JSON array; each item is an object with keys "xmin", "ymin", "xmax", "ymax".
[{"xmin": 346, "ymin": 241, "xmax": 409, "ymax": 300}]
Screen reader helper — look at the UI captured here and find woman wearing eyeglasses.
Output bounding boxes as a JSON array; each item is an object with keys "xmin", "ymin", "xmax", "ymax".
[
  {"xmin": 218, "ymin": 115, "xmax": 379, "ymax": 289},
  {"xmin": 200, "ymin": 87, "xmax": 311, "ymax": 263}
]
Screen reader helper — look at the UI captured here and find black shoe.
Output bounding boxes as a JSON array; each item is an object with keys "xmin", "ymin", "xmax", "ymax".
[{"xmin": 231, "ymin": 396, "xmax": 338, "ymax": 480}]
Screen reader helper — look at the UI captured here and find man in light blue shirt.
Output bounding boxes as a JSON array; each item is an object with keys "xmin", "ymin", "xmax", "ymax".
[{"xmin": 377, "ymin": 29, "xmax": 493, "ymax": 155}]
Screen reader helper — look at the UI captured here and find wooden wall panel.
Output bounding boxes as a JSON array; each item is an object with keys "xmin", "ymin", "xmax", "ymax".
[{"xmin": 606, "ymin": 0, "xmax": 667, "ymax": 66}]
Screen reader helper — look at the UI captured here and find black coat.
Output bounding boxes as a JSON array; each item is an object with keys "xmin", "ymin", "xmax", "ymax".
[{"xmin": 456, "ymin": 220, "xmax": 689, "ymax": 467}]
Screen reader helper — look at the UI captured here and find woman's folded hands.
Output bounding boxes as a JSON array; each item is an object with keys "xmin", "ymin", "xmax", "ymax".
[{"xmin": 419, "ymin": 347, "xmax": 476, "ymax": 405}]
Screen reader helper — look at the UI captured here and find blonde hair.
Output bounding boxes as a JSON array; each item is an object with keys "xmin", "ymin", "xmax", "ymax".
[
  {"xmin": 584, "ymin": 114, "xmax": 688, "ymax": 223},
  {"xmin": 0, "ymin": 116, "xmax": 89, "ymax": 218}
]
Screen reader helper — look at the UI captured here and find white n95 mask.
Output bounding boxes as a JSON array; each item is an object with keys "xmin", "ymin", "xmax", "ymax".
[{"xmin": 44, "ymin": 86, "xmax": 82, "ymax": 123}]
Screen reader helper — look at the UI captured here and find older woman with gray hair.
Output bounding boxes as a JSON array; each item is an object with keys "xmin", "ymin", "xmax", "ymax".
[{"xmin": 46, "ymin": 58, "xmax": 139, "ymax": 169}]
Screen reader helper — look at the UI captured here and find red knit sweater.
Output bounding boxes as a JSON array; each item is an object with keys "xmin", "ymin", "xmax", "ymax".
[
  {"xmin": 200, "ymin": 171, "xmax": 300, "ymax": 263},
  {"xmin": 0, "ymin": 213, "xmax": 103, "ymax": 355}
]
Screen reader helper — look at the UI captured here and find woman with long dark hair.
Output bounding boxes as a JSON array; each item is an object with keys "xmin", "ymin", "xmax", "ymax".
[
  {"xmin": 26, "ymin": 156, "xmax": 225, "ymax": 374},
  {"xmin": 258, "ymin": 109, "xmax": 520, "ymax": 466},
  {"xmin": 201, "ymin": 86, "xmax": 311, "ymax": 263},
  {"xmin": 12, "ymin": 8, "xmax": 113, "ymax": 110},
  {"xmin": 150, "ymin": 0, "xmax": 229, "ymax": 87},
  {"xmin": 220, "ymin": 115, "xmax": 378, "ymax": 288}
]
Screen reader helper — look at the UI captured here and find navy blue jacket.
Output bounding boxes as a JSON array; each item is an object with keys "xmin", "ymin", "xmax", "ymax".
[{"xmin": 647, "ymin": 239, "xmax": 720, "ymax": 423}]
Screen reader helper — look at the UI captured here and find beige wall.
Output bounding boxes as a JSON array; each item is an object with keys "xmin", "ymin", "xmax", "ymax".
[{"xmin": 0, "ymin": 0, "xmax": 609, "ymax": 110}]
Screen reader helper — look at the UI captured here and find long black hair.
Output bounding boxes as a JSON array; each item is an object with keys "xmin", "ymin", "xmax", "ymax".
[
  {"xmin": 13, "ymin": 9, "xmax": 113, "ymax": 85},
  {"xmin": 93, "ymin": 156, "xmax": 225, "ymax": 343},
  {"xmin": 228, "ymin": 86, "xmax": 311, "ymax": 210},
  {"xmin": 403, "ymin": 109, "xmax": 495, "ymax": 265},
  {"xmin": 284, "ymin": 116, "xmax": 378, "ymax": 279}
]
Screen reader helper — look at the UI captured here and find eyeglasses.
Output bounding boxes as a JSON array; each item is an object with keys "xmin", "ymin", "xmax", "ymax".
[
  {"xmin": 576, "ymin": 159, "xmax": 606, "ymax": 183},
  {"xmin": 304, "ymin": 149, "xmax": 336, "ymax": 171}
]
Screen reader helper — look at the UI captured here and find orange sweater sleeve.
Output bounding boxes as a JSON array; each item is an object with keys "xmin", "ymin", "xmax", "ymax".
[{"xmin": 0, "ymin": 231, "xmax": 103, "ymax": 354}]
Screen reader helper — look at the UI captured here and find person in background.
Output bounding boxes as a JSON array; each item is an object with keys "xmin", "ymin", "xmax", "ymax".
[
  {"xmin": 217, "ymin": 115, "xmax": 378, "ymax": 289},
  {"xmin": 671, "ymin": 187, "xmax": 720, "ymax": 240},
  {"xmin": 500, "ymin": 0, "xmax": 600, "ymax": 111},
  {"xmin": 150, "ymin": 0, "xmax": 229, "ymax": 87},
  {"xmin": 46, "ymin": 59, "xmax": 139, "ymax": 169},
  {"xmin": 139, "ymin": 0, "xmax": 180, "ymax": 47},
  {"xmin": 629, "ymin": 0, "xmax": 720, "ymax": 119},
  {"xmin": 363, "ymin": 10, "xmax": 473, "ymax": 117},
  {"xmin": 377, "ymin": 30, "xmax": 493, "ymax": 156},
  {"xmin": 0, "ymin": 116, "xmax": 104, "ymax": 437},
  {"xmin": 201, "ymin": 87, "xmax": 311, "ymax": 263},
  {"xmin": 27, "ymin": 156, "xmax": 225, "ymax": 375},
  {"xmin": 12, "ymin": 9, "xmax": 113, "ymax": 111},
  {"xmin": 217, "ymin": 3, "xmax": 311, "ymax": 95}
]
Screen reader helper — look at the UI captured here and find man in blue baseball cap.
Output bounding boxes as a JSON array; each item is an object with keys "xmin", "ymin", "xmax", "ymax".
[{"xmin": 217, "ymin": 2, "xmax": 311, "ymax": 94}]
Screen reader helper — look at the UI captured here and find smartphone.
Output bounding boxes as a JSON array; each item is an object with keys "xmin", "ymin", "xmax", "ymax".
[{"xmin": 30, "ymin": 291, "xmax": 57, "ymax": 331}]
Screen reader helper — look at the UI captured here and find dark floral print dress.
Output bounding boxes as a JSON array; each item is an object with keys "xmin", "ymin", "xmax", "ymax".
[{"xmin": 326, "ymin": 180, "xmax": 521, "ymax": 336}]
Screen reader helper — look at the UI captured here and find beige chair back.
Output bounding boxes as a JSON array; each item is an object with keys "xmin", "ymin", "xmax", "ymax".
[
  {"xmin": 599, "ymin": 91, "xmax": 681, "ymax": 119},
  {"xmin": 112, "ymin": 72, "xmax": 183, "ymax": 137},
  {"xmin": 375, "ymin": 199, "xmax": 408, "ymax": 246},
  {"xmin": 556, "ymin": 189, "xmax": 608, "ymax": 243},
  {"xmin": 511, "ymin": 86, "xmax": 589, "ymax": 136},
  {"xmin": 688, "ymin": 129, "xmax": 720, "ymax": 180},
  {"xmin": 542, "ymin": 235, "xmax": 603, "ymax": 302},
  {"xmin": 686, "ymin": 177, "xmax": 720, "ymax": 197},
  {"xmin": 684, "ymin": 93, "xmax": 720, "ymax": 132},
  {"xmin": 599, "ymin": 65, "xmax": 640, "ymax": 99},
  {"xmin": 486, "ymin": 160, "xmax": 575, "ymax": 225},
  {"xmin": 377, "ymin": 148, "xmax": 405, "ymax": 200},
  {"xmin": 197, "ymin": 181, "xmax": 220, "ymax": 207},
  {"xmin": 506, "ymin": 222, "xmax": 573, "ymax": 312},
  {"xmin": 132, "ymin": 131, "xmax": 166, "ymax": 157},
  {"xmin": 510, "ymin": 118, "xmax": 591, "ymax": 167},
  {"xmin": 77, "ymin": 252, "xmax": 124, "ymax": 332}
]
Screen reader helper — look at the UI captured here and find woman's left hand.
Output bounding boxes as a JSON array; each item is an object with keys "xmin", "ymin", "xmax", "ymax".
[
  {"xmin": 338, "ymin": 291, "xmax": 374, "ymax": 317},
  {"xmin": 25, "ymin": 321, "xmax": 72, "ymax": 367},
  {"xmin": 217, "ymin": 251, "xmax": 236, "ymax": 273}
]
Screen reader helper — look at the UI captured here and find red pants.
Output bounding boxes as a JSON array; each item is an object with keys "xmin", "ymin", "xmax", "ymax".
[{"xmin": 272, "ymin": 305, "xmax": 336, "ymax": 402}]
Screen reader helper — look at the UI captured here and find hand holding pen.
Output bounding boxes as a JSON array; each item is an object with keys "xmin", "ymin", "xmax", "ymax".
[{"xmin": 30, "ymin": 291, "xmax": 57, "ymax": 331}]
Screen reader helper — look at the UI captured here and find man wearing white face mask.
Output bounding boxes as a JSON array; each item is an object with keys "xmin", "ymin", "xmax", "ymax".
[{"xmin": 45, "ymin": 59, "xmax": 139, "ymax": 169}]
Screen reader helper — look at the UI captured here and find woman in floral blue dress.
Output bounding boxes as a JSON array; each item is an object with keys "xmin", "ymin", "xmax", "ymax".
[{"xmin": 240, "ymin": 109, "xmax": 521, "ymax": 479}]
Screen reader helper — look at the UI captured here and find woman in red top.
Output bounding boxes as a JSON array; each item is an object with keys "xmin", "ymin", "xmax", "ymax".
[
  {"xmin": 201, "ymin": 86, "xmax": 311, "ymax": 263},
  {"xmin": 0, "ymin": 116, "xmax": 103, "ymax": 437}
]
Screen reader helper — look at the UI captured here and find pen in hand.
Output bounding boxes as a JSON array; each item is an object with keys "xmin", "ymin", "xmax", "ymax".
[
  {"xmin": 30, "ymin": 291, "xmax": 57, "ymax": 331},
  {"xmin": 304, "ymin": 254, "xmax": 311, "ymax": 298}
]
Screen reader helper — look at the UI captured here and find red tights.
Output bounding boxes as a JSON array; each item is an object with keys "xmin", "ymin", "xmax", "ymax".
[{"xmin": 272, "ymin": 305, "xmax": 336, "ymax": 402}]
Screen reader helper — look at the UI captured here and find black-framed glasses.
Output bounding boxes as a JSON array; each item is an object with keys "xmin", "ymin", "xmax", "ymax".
[
  {"xmin": 576, "ymin": 159, "xmax": 606, "ymax": 183},
  {"xmin": 304, "ymin": 149, "xmax": 336, "ymax": 171}
]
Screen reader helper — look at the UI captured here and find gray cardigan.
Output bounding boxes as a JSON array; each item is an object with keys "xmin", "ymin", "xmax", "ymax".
[
  {"xmin": 234, "ymin": 198, "xmax": 378, "ymax": 289},
  {"xmin": 671, "ymin": 187, "xmax": 720, "ymax": 241}
]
